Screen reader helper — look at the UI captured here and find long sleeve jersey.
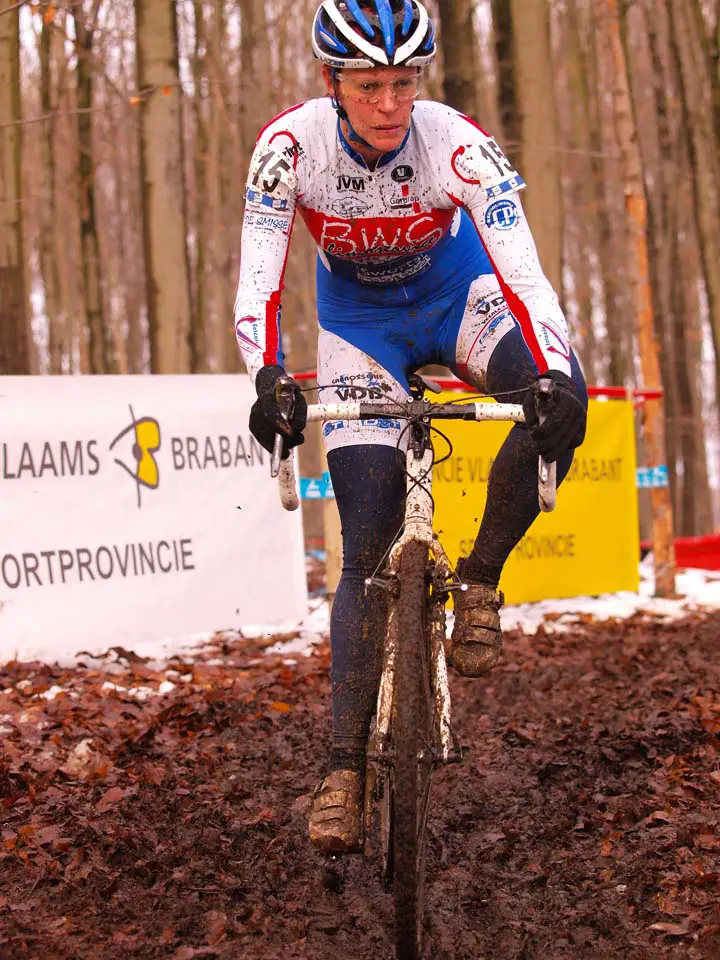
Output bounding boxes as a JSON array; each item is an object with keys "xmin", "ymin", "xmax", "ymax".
[{"xmin": 234, "ymin": 97, "xmax": 571, "ymax": 382}]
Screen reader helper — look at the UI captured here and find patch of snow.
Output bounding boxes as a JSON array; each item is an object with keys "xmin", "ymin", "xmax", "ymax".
[{"xmin": 4, "ymin": 562, "xmax": 719, "ymax": 668}]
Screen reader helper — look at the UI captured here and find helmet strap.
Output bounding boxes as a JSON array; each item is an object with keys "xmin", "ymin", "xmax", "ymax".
[{"xmin": 330, "ymin": 70, "xmax": 378, "ymax": 154}]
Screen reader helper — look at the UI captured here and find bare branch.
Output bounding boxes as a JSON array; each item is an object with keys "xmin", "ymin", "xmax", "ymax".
[{"xmin": 0, "ymin": 0, "xmax": 32, "ymax": 17}]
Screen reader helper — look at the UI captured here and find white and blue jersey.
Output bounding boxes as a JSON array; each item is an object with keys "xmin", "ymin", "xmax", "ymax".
[{"xmin": 234, "ymin": 96, "xmax": 572, "ymax": 435}]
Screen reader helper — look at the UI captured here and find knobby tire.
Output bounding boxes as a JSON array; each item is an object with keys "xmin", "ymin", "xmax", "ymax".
[{"xmin": 393, "ymin": 539, "xmax": 434, "ymax": 960}]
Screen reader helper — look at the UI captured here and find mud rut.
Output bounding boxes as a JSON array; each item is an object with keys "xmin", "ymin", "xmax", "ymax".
[{"xmin": 1, "ymin": 611, "xmax": 719, "ymax": 959}]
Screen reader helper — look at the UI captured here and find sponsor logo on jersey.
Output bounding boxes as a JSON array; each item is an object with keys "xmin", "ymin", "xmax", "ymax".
[
  {"xmin": 333, "ymin": 385, "xmax": 387, "ymax": 401},
  {"xmin": 336, "ymin": 175, "xmax": 366, "ymax": 192},
  {"xmin": 473, "ymin": 292, "xmax": 507, "ymax": 318},
  {"xmin": 537, "ymin": 321, "xmax": 571, "ymax": 362},
  {"xmin": 323, "ymin": 418, "xmax": 400, "ymax": 438},
  {"xmin": 245, "ymin": 187, "xmax": 288, "ymax": 212},
  {"xmin": 484, "ymin": 199, "xmax": 519, "ymax": 230},
  {"xmin": 391, "ymin": 164, "xmax": 414, "ymax": 183},
  {"xmin": 331, "ymin": 197, "xmax": 371, "ymax": 218},
  {"xmin": 244, "ymin": 212, "xmax": 291, "ymax": 234},
  {"xmin": 302, "ymin": 208, "xmax": 455, "ymax": 262},
  {"xmin": 356, "ymin": 255, "xmax": 432, "ymax": 284},
  {"xmin": 477, "ymin": 313, "xmax": 509, "ymax": 345},
  {"xmin": 331, "ymin": 373, "xmax": 385, "ymax": 385},
  {"xmin": 389, "ymin": 194, "xmax": 421, "ymax": 210},
  {"xmin": 281, "ymin": 140, "xmax": 304, "ymax": 163},
  {"xmin": 235, "ymin": 317, "xmax": 262, "ymax": 352},
  {"xmin": 486, "ymin": 174, "xmax": 525, "ymax": 199}
]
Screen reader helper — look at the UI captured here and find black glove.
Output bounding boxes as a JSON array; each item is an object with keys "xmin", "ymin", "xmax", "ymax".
[
  {"xmin": 522, "ymin": 370, "xmax": 586, "ymax": 462},
  {"xmin": 249, "ymin": 364, "xmax": 307, "ymax": 458}
]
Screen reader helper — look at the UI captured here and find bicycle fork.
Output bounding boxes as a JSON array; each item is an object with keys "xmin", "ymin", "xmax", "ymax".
[{"xmin": 363, "ymin": 443, "xmax": 460, "ymax": 855}]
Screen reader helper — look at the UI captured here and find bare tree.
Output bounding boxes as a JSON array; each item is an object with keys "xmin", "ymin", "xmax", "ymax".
[
  {"xmin": 490, "ymin": 0, "xmax": 520, "ymax": 162},
  {"xmin": 37, "ymin": 9, "xmax": 66, "ymax": 372},
  {"xmin": 510, "ymin": 0, "xmax": 563, "ymax": 293},
  {"xmin": 135, "ymin": 0, "xmax": 193, "ymax": 373},
  {"xmin": 0, "ymin": 1, "xmax": 30, "ymax": 374},
  {"xmin": 437, "ymin": 0, "xmax": 480, "ymax": 117},
  {"xmin": 73, "ymin": 0, "xmax": 115, "ymax": 373},
  {"xmin": 607, "ymin": 0, "xmax": 675, "ymax": 594},
  {"xmin": 667, "ymin": 0, "xmax": 720, "ymax": 405}
]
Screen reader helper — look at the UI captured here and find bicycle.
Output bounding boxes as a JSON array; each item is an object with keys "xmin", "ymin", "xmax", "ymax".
[{"xmin": 270, "ymin": 374, "xmax": 556, "ymax": 960}]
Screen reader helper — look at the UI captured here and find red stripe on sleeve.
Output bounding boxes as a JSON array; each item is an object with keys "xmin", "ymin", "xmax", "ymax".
[
  {"xmin": 457, "ymin": 113, "xmax": 491, "ymax": 138},
  {"xmin": 255, "ymin": 102, "xmax": 306, "ymax": 145},
  {"xmin": 478, "ymin": 237, "xmax": 549, "ymax": 374},
  {"xmin": 261, "ymin": 211, "xmax": 297, "ymax": 367}
]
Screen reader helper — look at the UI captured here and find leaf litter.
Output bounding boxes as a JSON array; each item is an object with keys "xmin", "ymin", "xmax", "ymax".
[{"xmin": 0, "ymin": 611, "xmax": 719, "ymax": 958}]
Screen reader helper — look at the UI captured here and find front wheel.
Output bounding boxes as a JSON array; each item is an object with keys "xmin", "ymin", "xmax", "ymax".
[{"xmin": 393, "ymin": 539, "xmax": 435, "ymax": 960}]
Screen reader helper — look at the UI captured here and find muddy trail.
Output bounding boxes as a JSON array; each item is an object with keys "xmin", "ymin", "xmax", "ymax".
[{"xmin": 1, "ymin": 610, "xmax": 719, "ymax": 959}]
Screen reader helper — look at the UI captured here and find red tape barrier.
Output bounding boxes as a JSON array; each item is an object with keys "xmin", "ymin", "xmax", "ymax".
[{"xmin": 641, "ymin": 535, "xmax": 720, "ymax": 571}]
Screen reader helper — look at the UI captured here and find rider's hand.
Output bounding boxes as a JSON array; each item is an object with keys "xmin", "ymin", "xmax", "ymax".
[
  {"xmin": 249, "ymin": 364, "xmax": 307, "ymax": 458},
  {"xmin": 522, "ymin": 369, "xmax": 586, "ymax": 462}
]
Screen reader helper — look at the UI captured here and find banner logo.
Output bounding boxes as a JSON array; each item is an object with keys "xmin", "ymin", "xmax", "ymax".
[{"xmin": 109, "ymin": 405, "xmax": 161, "ymax": 507}]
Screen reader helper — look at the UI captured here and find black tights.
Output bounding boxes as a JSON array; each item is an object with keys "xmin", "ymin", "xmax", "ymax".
[{"xmin": 326, "ymin": 333, "xmax": 588, "ymax": 767}]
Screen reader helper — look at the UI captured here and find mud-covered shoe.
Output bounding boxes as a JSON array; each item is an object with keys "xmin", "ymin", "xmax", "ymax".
[
  {"xmin": 308, "ymin": 769, "xmax": 363, "ymax": 855},
  {"xmin": 448, "ymin": 582, "xmax": 504, "ymax": 676}
]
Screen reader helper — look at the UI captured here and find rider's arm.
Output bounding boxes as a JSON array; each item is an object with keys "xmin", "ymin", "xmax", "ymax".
[
  {"xmin": 443, "ymin": 113, "xmax": 572, "ymax": 378},
  {"xmin": 234, "ymin": 126, "xmax": 299, "ymax": 383}
]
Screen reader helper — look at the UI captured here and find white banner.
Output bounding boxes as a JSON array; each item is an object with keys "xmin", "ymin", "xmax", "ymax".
[{"xmin": 0, "ymin": 375, "xmax": 307, "ymax": 661}]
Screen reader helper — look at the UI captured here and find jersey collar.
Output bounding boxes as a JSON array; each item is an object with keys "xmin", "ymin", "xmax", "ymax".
[{"xmin": 337, "ymin": 119, "xmax": 411, "ymax": 170}]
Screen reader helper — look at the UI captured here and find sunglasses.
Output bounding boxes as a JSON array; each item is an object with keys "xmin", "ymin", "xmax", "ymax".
[{"xmin": 336, "ymin": 73, "xmax": 422, "ymax": 104}]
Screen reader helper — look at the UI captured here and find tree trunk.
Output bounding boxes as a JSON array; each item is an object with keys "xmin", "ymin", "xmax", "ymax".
[
  {"xmin": 0, "ymin": 2, "xmax": 29, "ymax": 374},
  {"xmin": 437, "ymin": 0, "xmax": 479, "ymax": 117},
  {"xmin": 510, "ymin": 0, "xmax": 563, "ymax": 294},
  {"xmin": 490, "ymin": 0, "xmax": 520, "ymax": 163},
  {"xmin": 73, "ymin": 4, "xmax": 114, "ymax": 374},
  {"xmin": 207, "ymin": 0, "xmax": 236, "ymax": 372},
  {"xmin": 39, "ymin": 14, "xmax": 65, "ymax": 373},
  {"xmin": 135, "ymin": 0, "xmax": 193, "ymax": 373},
  {"xmin": 667, "ymin": 0, "xmax": 720, "ymax": 405},
  {"xmin": 637, "ymin": 0, "xmax": 679, "ymax": 526},
  {"xmin": 607, "ymin": 0, "xmax": 676, "ymax": 595},
  {"xmin": 689, "ymin": 0, "xmax": 720, "ymax": 160},
  {"xmin": 191, "ymin": 0, "xmax": 208, "ymax": 372},
  {"xmin": 591, "ymin": 2, "xmax": 632, "ymax": 386},
  {"xmin": 563, "ymin": 0, "xmax": 598, "ymax": 382}
]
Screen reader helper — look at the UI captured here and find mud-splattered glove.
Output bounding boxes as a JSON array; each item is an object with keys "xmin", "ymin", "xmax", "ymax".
[
  {"xmin": 522, "ymin": 370, "xmax": 587, "ymax": 462},
  {"xmin": 249, "ymin": 364, "xmax": 307, "ymax": 458}
]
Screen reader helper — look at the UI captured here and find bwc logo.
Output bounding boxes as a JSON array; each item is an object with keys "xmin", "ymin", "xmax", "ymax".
[{"xmin": 109, "ymin": 405, "xmax": 161, "ymax": 507}]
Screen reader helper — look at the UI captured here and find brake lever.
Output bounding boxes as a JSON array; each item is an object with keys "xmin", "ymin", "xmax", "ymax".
[{"xmin": 271, "ymin": 376, "xmax": 298, "ymax": 478}]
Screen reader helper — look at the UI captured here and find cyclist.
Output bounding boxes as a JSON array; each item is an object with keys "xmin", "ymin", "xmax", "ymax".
[{"xmin": 234, "ymin": 0, "xmax": 587, "ymax": 855}]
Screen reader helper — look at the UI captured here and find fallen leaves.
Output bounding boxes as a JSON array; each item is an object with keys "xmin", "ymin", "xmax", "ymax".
[
  {"xmin": 0, "ymin": 612, "xmax": 719, "ymax": 958},
  {"xmin": 95, "ymin": 785, "xmax": 126, "ymax": 813}
]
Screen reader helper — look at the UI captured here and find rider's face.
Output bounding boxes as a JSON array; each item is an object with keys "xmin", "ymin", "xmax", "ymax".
[{"xmin": 322, "ymin": 65, "xmax": 418, "ymax": 156}]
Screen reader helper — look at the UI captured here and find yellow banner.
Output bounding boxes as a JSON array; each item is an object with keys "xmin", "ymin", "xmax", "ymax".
[{"xmin": 432, "ymin": 395, "xmax": 639, "ymax": 603}]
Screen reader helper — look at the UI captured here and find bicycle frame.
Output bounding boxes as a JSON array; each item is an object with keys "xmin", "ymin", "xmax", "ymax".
[
  {"xmin": 275, "ymin": 393, "xmax": 556, "ymax": 756},
  {"xmin": 274, "ymin": 391, "xmax": 556, "ymax": 954},
  {"xmin": 367, "ymin": 421, "xmax": 455, "ymax": 770}
]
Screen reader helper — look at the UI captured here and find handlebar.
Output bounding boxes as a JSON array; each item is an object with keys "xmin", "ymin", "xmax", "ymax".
[{"xmin": 274, "ymin": 399, "xmax": 556, "ymax": 513}]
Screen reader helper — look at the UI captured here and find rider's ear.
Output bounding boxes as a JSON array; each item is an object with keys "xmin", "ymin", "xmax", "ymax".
[{"xmin": 320, "ymin": 65, "xmax": 335, "ymax": 98}]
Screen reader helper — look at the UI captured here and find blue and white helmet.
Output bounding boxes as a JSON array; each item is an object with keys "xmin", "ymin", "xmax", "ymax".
[{"xmin": 312, "ymin": 0, "xmax": 436, "ymax": 69}]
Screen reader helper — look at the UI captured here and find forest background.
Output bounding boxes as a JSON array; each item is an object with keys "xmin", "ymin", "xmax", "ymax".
[{"xmin": 0, "ymin": 0, "xmax": 719, "ymax": 538}]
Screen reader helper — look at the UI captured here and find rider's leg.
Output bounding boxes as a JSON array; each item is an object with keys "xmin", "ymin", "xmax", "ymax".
[
  {"xmin": 441, "ymin": 278, "xmax": 588, "ymax": 674},
  {"xmin": 465, "ymin": 325, "xmax": 587, "ymax": 583},
  {"xmin": 309, "ymin": 330, "xmax": 409, "ymax": 853},
  {"xmin": 325, "ymin": 443, "xmax": 405, "ymax": 771},
  {"xmin": 308, "ymin": 447, "xmax": 404, "ymax": 856}
]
